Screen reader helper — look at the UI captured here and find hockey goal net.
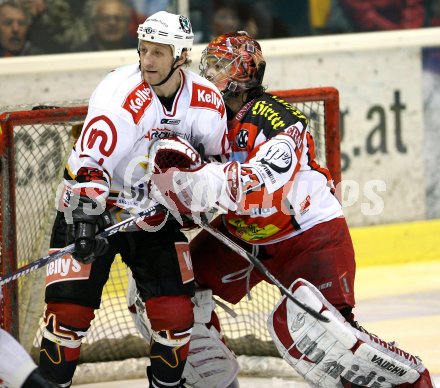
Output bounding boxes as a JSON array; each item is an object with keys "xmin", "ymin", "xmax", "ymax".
[{"xmin": 0, "ymin": 88, "xmax": 340, "ymax": 381}]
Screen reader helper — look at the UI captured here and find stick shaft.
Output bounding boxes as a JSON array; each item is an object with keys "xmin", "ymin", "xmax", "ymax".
[
  {"xmin": 0, "ymin": 205, "xmax": 161, "ymax": 286},
  {"xmin": 198, "ymin": 219, "xmax": 329, "ymax": 322}
]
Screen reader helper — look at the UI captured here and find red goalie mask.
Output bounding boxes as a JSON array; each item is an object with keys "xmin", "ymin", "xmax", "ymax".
[{"xmin": 199, "ymin": 31, "xmax": 266, "ymax": 98}]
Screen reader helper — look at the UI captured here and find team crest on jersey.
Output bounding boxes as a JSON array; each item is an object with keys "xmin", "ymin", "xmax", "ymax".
[
  {"xmin": 179, "ymin": 16, "xmax": 192, "ymax": 34},
  {"xmin": 190, "ymin": 82, "xmax": 225, "ymax": 117},
  {"xmin": 258, "ymin": 140, "xmax": 293, "ymax": 174},
  {"xmin": 80, "ymin": 115, "xmax": 118, "ymax": 165},
  {"xmin": 123, "ymin": 82, "xmax": 153, "ymax": 124},
  {"xmin": 235, "ymin": 129, "xmax": 248, "ymax": 148}
]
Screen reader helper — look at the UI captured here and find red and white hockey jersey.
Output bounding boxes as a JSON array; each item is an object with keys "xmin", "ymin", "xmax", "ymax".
[
  {"xmin": 61, "ymin": 64, "xmax": 228, "ymax": 218},
  {"xmin": 224, "ymin": 93, "xmax": 343, "ymax": 244}
]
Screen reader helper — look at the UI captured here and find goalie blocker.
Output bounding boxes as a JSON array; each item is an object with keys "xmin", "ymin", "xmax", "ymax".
[{"xmin": 268, "ymin": 279, "xmax": 434, "ymax": 388}]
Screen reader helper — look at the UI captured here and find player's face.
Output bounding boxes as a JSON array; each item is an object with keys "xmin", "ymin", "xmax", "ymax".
[
  {"xmin": 202, "ymin": 55, "xmax": 232, "ymax": 93},
  {"xmin": 138, "ymin": 41, "xmax": 175, "ymax": 85}
]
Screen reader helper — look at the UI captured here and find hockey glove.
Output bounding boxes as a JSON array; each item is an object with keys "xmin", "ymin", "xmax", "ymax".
[
  {"xmin": 146, "ymin": 136, "xmax": 202, "ymax": 215},
  {"xmin": 66, "ymin": 196, "xmax": 112, "ymax": 264},
  {"xmin": 149, "ymin": 161, "xmax": 242, "ymax": 215},
  {"xmin": 148, "ymin": 136, "xmax": 202, "ymax": 173}
]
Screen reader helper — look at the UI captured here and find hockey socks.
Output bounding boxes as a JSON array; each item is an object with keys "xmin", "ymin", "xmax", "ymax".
[
  {"xmin": 148, "ymin": 331, "xmax": 191, "ymax": 387},
  {"xmin": 39, "ymin": 336, "xmax": 79, "ymax": 387},
  {"xmin": 39, "ymin": 302, "xmax": 94, "ymax": 386}
]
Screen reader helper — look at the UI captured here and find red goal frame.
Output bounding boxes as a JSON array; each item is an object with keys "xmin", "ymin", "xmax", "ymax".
[
  {"xmin": 0, "ymin": 87, "xmax": 340, "ymax": 340},
  {"xmin": 0, "ymin": 107, "xmax": 87, "ymax": 336}
]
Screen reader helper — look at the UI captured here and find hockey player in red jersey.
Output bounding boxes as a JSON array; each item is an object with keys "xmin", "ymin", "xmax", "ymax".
[
  {"xmin": 37, "ymin": 11, "xmax": 229, "ymax": 388},
  {"xmin": 148, "ymin": 32, "xmax": 434, "ymax": 387}
]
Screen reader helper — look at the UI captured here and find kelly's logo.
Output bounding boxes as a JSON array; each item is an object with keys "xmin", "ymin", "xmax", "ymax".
[
  {"xmin": 123, "ymin": 82, "xmax": 153, "ymax": 124},
  {"xmin": 45, "ymin": 253, "xmax": 92, "ymax": 286},
  {"xmin": 190, "ymin": 83, "xmax": 225, "ymax": 117}
]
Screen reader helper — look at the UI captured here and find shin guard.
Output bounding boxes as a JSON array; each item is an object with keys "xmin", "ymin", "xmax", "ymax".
[
  {"xmin": 39, "ymin": 302, "xmax": 94, "ymax": 386},
  {"xmin": 146, "ymin": 296, "xmax": 194, "ymax": 387},
  {"xmin": 128, "ymin": 280, "xmax": 239, "ymax": 387}
]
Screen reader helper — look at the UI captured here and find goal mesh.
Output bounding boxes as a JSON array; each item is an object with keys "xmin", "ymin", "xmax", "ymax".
[{"xmin": 0, "ymin": 88, "xmax": 340, "ymax": 376}]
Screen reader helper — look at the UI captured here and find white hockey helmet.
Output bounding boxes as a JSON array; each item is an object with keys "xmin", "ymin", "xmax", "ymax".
[{"xmin": 137, "ymin": 11, "xmax": 194, "ymax": 58}]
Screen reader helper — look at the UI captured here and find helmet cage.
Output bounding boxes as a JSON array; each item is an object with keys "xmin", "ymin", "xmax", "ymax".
[
  {"xmin": 200, "ymin": 50, "xmax": 244, "ymax": 93},
  {"xmin": 199, "ymin": 32, "xmax": 265, "ymax": 96}
]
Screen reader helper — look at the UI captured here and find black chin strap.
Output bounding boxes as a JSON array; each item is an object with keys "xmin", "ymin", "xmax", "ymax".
[{"xmin": 151, "ymin": 58, "xmax": 180, "ymax": 87}]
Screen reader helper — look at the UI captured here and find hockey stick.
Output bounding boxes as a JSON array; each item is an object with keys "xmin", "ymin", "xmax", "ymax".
[
  {"xmin": 195, "ymin": 216, "xmax": 330, "ymax": 323},
  {"xmin": 0, "ymin": 205, "xmax": 163, "ymax": 287},
  {"xmin": 1, "ymin": 197, "xmax": 327, "ymax": 323}
]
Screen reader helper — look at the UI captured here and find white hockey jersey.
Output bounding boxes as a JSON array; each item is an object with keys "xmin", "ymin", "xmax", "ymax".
[
  {"xmin": 61, "ymin": 64, "xmax": 228, "ymax": 221},
  {"xmin": 224, "ymin": 92, "xmax": 343, "ymax": 244}
]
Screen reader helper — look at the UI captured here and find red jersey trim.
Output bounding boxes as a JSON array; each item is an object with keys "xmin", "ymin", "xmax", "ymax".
[{"xmin": 162, "ymin": 70, "xmax": 186, "ymax": 117}]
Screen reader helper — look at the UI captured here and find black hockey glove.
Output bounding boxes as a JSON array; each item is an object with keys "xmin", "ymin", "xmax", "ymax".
[{"xmin": 66, "ymin": 196, "xmax": 112, "ymax": 264}]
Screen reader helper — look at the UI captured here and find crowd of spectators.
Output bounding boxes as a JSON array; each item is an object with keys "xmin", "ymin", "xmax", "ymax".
[{"xmin": 0, "ymin": 0, "xmax": 439, "ymax": 58}]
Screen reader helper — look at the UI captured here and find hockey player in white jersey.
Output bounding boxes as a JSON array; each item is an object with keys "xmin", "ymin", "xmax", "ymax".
[{"xmin": 37, "ymin": 11, "xmax": 229, "ymax": 388}]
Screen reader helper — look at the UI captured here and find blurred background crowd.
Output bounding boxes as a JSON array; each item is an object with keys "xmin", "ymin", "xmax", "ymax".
[{"xmin": 0, "ymin": 0, "xmax": 439, "ymax": 57}]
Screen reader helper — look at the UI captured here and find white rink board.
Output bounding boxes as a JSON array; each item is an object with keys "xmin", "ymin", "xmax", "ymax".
[{"xmin": 267, "ymin": 47, "xmax": 425, "ymax": 226}]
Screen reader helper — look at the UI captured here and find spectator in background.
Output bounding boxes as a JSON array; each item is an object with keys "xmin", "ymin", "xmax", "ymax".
[
  {"xmin": 210, "ymin": 0, "xmax": 241, "ymax": 38},
  {"xmin": 0, "ymin": 1, "xmax": 42, "ymax": 57},
  {"xmin": 77, "ymin": 0, "xmax": 137, "ymax": 52},
  {"xmin": 20, "ymin": 0, "xmax": 46, "ymax": 18},
  {"xmin": 128, "ymin": 0, "xmax": 170, "ymax": 16},
  {"xmin": 209, "ymin": 0, "xmax": 266, "ymax": 40},
  {"xmin": 308, "ymin": 0, "xmax": 332, "ymax": 32},
  {"xmin": 245, "ymin": 0, "xmax": 275, "ymax": 39},
  {"xmin": 126, "ymin": 0, "xmax": 171, "ymax": 39},
  {"xmin": 339, "ymin": 0, "xmax": 425, "ymax": 32},
  {"xmin": 426, "ymin": 0, "xmax": 440, "ymax": 28},
  {"xmin": 308, "ymin": 0, "xmax": 354, "ymax": 34},
  {"xmin": 191, "ymin": 0, "xmax": 271, "ymax": 43},
  {"xmin": 22, "ymin": 0, "xmax": 89, "ymax": 53}
]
